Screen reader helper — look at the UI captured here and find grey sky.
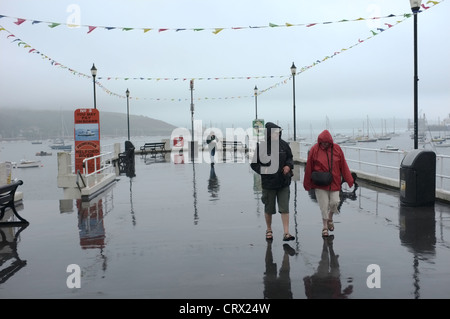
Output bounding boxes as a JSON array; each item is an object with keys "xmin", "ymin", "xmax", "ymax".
[{"xmin": 1, "ymin": 0, "xmax": 449, "ymax": 132}]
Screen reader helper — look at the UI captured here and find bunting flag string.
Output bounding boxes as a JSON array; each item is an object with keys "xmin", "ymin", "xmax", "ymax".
[
  {"xmin": 98, "ymin": 75, "xmax": 285, "ymax": 81},
  {"xmin": 0, "ymin": 0, "xmax": 442, "ymax": 102},
  {"xmin": 0, "ymin": 1, "xmax": 441, "ymax": 35}
]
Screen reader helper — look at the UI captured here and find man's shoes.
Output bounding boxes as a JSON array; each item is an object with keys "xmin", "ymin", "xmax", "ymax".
[{"xmin": 266, "ymin": 230, "xmax": 273, "ymax": 241}]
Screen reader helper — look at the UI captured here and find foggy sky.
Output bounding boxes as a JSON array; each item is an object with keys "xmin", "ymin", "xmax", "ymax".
[{"xmin": 1, "ymin": 0, "xmax": 449, "ymax": 131}]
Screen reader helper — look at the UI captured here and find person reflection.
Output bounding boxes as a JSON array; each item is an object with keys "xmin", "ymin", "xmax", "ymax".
[
  {"xmin": 303, "ymin": 236, "xmax": 353, "ymax": 299},
  {"xmin": 263, "ymin": 241, "xmax": 295, "ymax": 299},
  {"xmin": 207, "ymin": 164, "xmax": 220, "ymax": 201}
]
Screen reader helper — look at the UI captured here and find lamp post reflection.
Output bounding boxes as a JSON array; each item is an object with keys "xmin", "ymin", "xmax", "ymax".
[
  {"xmin": 129, "ymin": 178, "xmax": 136, "ymax": 226},
  {"xmin": 192, "ymin": 162, "xmax": 198, "ymax": 224}
]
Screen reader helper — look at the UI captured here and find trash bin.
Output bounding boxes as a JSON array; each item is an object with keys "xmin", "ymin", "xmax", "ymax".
[
  {"xmin": 400, "ymin": 149, "xmax": 436, "ymax": 207},
  {"xmin": 119, "ymin": 141, "xmax": 135, "ymax": 177}
]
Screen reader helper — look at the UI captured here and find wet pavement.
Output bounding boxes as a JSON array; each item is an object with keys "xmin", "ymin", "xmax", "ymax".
[{"xmin": 1, "ymin": 150, "xmax": 450, "ymax": 299}]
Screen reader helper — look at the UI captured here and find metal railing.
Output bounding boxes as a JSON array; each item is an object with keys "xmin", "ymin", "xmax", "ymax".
[
  {"xmin": 82, "ymin": 151, "xmax": 114, "ymax": 177},
  {"xmin": 65, "ymin": 143, "xmax": 117, "ymax": 175},
  {"xmin": 299, "ymin": 142, "xmax": 450, "ymax": 194}
]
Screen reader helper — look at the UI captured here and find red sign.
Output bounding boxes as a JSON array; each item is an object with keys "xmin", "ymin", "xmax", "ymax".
[
  {"xmin": 74, "ymin": 109, "xmax": 100, "ymax": 174},
  {"xmin": 173, "ymin": 136, "xmax": 184, "ymax": 147}
]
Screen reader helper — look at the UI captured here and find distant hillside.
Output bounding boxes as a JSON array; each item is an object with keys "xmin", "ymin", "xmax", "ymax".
[{"xmin": 0, "ymin": 108, "xmax": 177, "ymax": 140}]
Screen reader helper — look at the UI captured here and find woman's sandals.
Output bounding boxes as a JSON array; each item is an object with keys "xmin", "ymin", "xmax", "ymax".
[
  {"xmin": 283, "ymin": 233, "xmax": 295, "ymax": 241},
  {"xmin": 327, "ymin": 220, "xmax": 335, "ymax": 232}
]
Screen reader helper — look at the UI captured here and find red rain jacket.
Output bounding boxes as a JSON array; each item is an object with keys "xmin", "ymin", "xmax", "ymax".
[{"xmin": 303, "ymin": 130, "xmax": 354, "ymax": 191}]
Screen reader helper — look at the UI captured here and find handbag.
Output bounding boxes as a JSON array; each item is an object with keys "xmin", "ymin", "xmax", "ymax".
[
  {"xmin": 311, "ymin": 145, "xmax": 333, "ymax": 186},
  {"xmin": 311, "ymin": 171, "xmax": 332, "ymax": 186}
]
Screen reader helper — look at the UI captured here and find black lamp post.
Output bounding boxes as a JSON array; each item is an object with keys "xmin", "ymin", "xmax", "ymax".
[
  {"xmin": 126, "ymin": 88, "xmax": 130, "ymax": 141},
  {"xmin": 190, "ymin": 79, "xmax": 195, "ymax": 161},
  {"xmin": 291, "ymin": 62, "xmax": 297, "ymax": 141},
  {"xmin": 410, "ymin": 0, "xmax": 421, "ymax": 149},
  {"xmin": 254, "ymin": 85, "xmax": 258, "ymax": 119},
  {"xmin": 91, "ymin": 63, "xmax": 97, "ymax": 109}
]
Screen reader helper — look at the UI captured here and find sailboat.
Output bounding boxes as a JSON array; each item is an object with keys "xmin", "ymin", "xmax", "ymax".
[
  {"xmin": 50, "ymin": 111, "xmax": 72, "ymax": 151},
  {"xmin": 377, "ymin": 119, "xmax": 391, "ymax": 140},
  {"xmin": 356, "ymin": 116, "xmax": 377, "ymax": 142},
  {"xmin": 324, "ymin": 116, "xmax": 356, "ymax": 145}
]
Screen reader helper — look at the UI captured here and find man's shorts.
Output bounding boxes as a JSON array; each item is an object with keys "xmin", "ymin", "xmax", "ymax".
[{"xmin": 261, "ymin": 186, "xmax": 290, "ymax": 214}]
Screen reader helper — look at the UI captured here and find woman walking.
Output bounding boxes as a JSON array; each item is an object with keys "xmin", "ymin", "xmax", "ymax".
[{"xmin": 303, "ymin": 130, "xmax": 354, "ymax": 237}]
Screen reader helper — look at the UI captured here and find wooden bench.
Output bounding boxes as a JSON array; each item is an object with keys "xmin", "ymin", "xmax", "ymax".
[
  {"xmin": 140, "ymin": 142, "xmax": 166, "ymax": 157},
  {"xmin": 0, "ymin": 180, "xmax": 29, "ymax": 225},
  {"xmin": 222, "ymin": 140, "xmax": 248, "ymax": 153}
]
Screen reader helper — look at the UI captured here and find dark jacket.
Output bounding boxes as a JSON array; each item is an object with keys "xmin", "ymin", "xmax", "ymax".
[
  {"xmin": 303, "ymin": 129, "xmax": 354, "ymax": 191},
  {"xmin": 251, "ymin": 125, "xmax": 294, "ymax": 190}
]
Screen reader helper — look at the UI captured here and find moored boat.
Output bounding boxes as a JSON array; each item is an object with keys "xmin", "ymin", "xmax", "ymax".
[
  {"xmin": 434, "ymin": 141, "xmax": 450, "ymax": 148},
  {"xmin": 50, "ymin": 138, "xmax": 72, "ymax": 151},
  {"xmin": 377, "ymin": 135, "xmax": 391, "ymax": 141},
  {"xmin": 36, "ymin": 151, "xmax": 53, "ymax": 156},
  {"xmin": 380, "ymin": 144, "xmax": 399, "ymax": 152},
  {"xmin": 15, "ymin": 159, "xmax": 42, "ymax": 168},
  {"xmin": 356, "ymin": 136, "xmax": 378, "ymax": 142}
]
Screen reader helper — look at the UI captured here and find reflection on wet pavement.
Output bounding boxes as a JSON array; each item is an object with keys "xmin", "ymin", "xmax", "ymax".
[{"xmin": 1, "ymin": 150, "xmax": 450, "ymax": 299}]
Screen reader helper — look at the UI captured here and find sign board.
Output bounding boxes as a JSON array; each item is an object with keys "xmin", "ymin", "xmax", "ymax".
[
  {"xmin": 74, "ymin": 108, "xmax": 100, "ymax": 174},
  {"xmin": 253, "ymin": 119, "xmax": 264, "ymax": 137},
  {"xmin": 173, "ymin": 136, "xmax": 184, "ymax": 147}
]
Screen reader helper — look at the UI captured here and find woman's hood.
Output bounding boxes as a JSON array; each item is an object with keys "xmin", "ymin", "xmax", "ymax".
[{"xmin": 317, "ymin": 130, "xmax": 333, "ymax": 144}]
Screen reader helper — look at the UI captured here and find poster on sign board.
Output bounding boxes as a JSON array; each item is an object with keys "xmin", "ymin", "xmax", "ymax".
[{"xmin": 74, "ymin": 108, "xmax": 100, "ymax": 174}]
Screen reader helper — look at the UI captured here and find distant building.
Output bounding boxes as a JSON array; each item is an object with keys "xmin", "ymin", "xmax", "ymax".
[
  {"xmin": 443, "ymin": 113, "xmax": 450, "ymax": 127},
  {"xmin": 407, "ymin": 116, "xmax": 427, "ymax": 131}
]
